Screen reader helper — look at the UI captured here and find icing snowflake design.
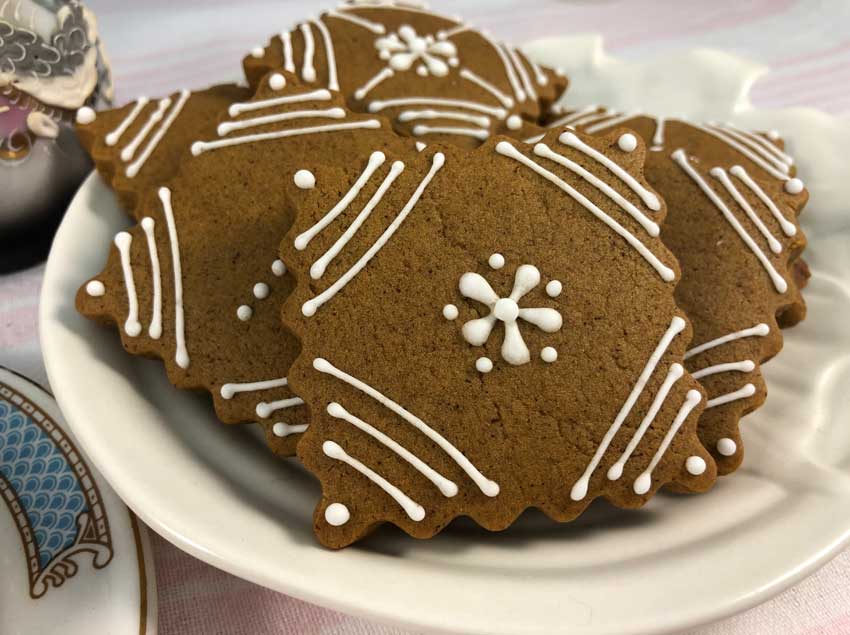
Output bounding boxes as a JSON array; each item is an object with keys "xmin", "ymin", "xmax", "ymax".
[
  {"xmin": 454, "ymin": 259, "xmax": 563, "ymax": 367},
  {"xmin": 375, "ymin": 25, "xmax": 458, "ymax": 77}
]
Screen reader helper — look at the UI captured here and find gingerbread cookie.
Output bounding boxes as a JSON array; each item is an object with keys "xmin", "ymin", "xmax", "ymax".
[
  {"xmin": 280, "ymin": 127, "xmax": 717, "ymax": 548},
  {"xmin": 539, "ymin": 109, "xmax": 808, "ymax": 475},
  {"xmin": 75, "ymin": 83, "xmax": 250, "ymax": 216},
  {"xmin": 243, "ymin": 0, "xmax": 567, "ymax": 147},
  {"xmin": 76, "ymin": 71, "xmax": 416, "ymax": 455}
]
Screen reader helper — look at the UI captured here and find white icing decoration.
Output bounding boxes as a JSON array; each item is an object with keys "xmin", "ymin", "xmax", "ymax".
[
  {"xmin": 571, "ymin": 316, "xmax": 686, "ymax": 501},
  {"xmin": 729, "ymin": 166, "xmax": 797, "ymax": 236},
  {"xmin": 437, "ymin": 24, "xmax": 470, "ymax": 40},
  {"xmin": 237, "ymin": 305, "xmax": 253, "ymax": 321},
  {"xmin": 527, "ymin": 57, "xmax": 549, "ymax": 86},
  {"xmin": 732, "ymin": 127, "xmax": 793, "ymax": 165},
  {"xmin": 416, "ymin": 65, "xmax": 428, "ymax": 77},
  {"xmin": 105, "ymin": 97, "xmax": 149, "ymax": 146},
  {"xmin": 716, "ymin": 438, "xmax": 738, "ymax": 456},
  {"xmin": 300, "ymin": 23, "xmax": 316, "ymax": 83},
  {"xmin": 706, "ymin": 383, "xmax": 756, "ymax": 409},
  {"xmin": 158, "ymin": 187, "xmax": 189, "ymax": 369},
  {"xmin": 706, "ymin": 123, "xmax": 792, "ymax": 172},
  {"xmin": 685, "ymin": 455, "xmax": 707, "ymax": 476},
  {"xmin": 540, "ymin": 347, "xmax": 557, "ymax": 363},
  {"xmin": 302, "ymin": 153, "xmax": 444, "ymax": 316},
  {"xmin": 475, "ymin": 357, "xmax": 493, "ymax": 373},
  {"xmin": 504, "ymin": 44, "xmax": 536, "ymax": 102},
  {"xmin": 506, "ymin": 115, "xmax": 522, "ymax": 131},
  {"xmin": 221, "ymin": 377, "xmax": 289, "ymax": 399},
  {"xmin": 691, "ymin": 359, "xmax": 755, "ymax": 380},
  {"xmin": 256, "ymin": 397, "xmax": 306, "ymax": 418},
  {"xmin": 459, "ymin": 68, "xmax": 514, "ymax": 109},
  {"xmin": 281, "ymin": 30, "xmax": 295, "ymax": 73},
  {"xmin": 685, "ymin": 323, "xmax": 770, "ymax": 360},
  {"xmin": 442, "ymin": 304, "xmax": 458, "ymax": 320},
  {"xmin": 312, "ymin": 18, "xmax": 339, "ymax": 91},
  {"xmin": 498, "ymin": 142, "xmax": 673, "ymax": 280},
  {"xmin": 120, "ymin": 97, "xmax": 170, "ymax": 162},
  {"xmin": 785, "ymin": 178, "xmax": 804, "ymax": 194},
  {"xmin": 651, "ymin": 116, "xmax": 666, "ymax": 150},
  {"xmin": 294, "ymin": 169, "xmax": 316, "ymax": 189},
  {"xmin": 545, "ymin": 280, "xmax": 562, "ymax": 297},
  {"xmin": 607, "ymin": 363, "xmax": 683, "ymax": 481},
  {"xmin": 253, "ymin": 282, "xmax": 270, "ymax": 299},
  {"xmin": 140, "ymin": 217, "xmax": 163, "ymax": 340},
  {"xmin": 546, "ymin": 105, "xmax": 599, "ymax": 129},
  {"xmin": 711, "ymin": 167, "xmax": 782, "ymax": 254},
  {"xmin": 672, "ymin": 150, "xmax": 787, "ymax": 293},
  {"xmin": 272, "ymin": 259, "xmax": 287, "ymax": 276},
  {"xmin": 324, "ymin": 502, "xmax": 351, "ymax": 526},
  {"xmin": 412, "ymin": 125, "xmax": 488, "ymax": 140},
  {"xmin": 328, "ymin": 402, "xmax": 458, "ymax": 497},
  {"xmin": 250, "ymin": 46, "xmax": 264, "ymax": 58},
  {"xmin": 369, "ymin": 97, "xmax": 506, "ymax": 119},
  {"xmin": 26, "ymin": 111, "xmax": 59, "ymax": 139},
  {"xmin": 633, "ymin": 389, "xmax": 702, "ymax": 495},
  {"xmin": 375, "ymin": 25, "xmax": 456, "ymax": 77},
  {"xmin": 272, "ymin": 422, "xmax": 308, "ymax": 437},
  {"xmin": 767, "ymin": 130, "xmax": 780, "ymax": 141},
  {"xmin": 354, "ymin": 68, "xmax": 394, "ymax": 100},
  {"xmin": 268, "ymin": 73, "xmax": 286, "ymax": 90},
  {"xmin": 75, "ymin": 106, "xmax": 96, "ymax": 125},
  {"xmin": 398, "ymin": 109, "xmax": 490, "ymax": 128},
  {"xmin": 191, "ymin": 120, "xmax": 381, "ymax": 156},
  {"xmin": 310, "ymin": 161, "xmax": 405, "ymax": 280},
  {"xmin": 217, "ymin": 107, "xmax": 346, "ymax": 137},
  {"xmin": 326, "ymin": 10, "xmax": 386, "ymax": 34},
  {"xmin": 585, "ymin": 112, "xmax": 641, "ymax": 135},
  {"xmin": 114, "ymin": 232, "xmax": 141, "ymax": 337},
  {"xmin": 415, "ymin": 141, "xmax": 426, "ymax": 151},
  {"xmin": 618, "ymin": 133, "xmax": 638, "ymax": 152},
  {"xmin": 552, "ymin": 109, "xmax": 614, "ymax": 130},
  {"xmin": 459, "ymin": 264, "xmax": 562, "ymax": 366},
  {"xmin": 488, "ymin": 253, "xmax": 505, "ymax": 269},
  {"xmin": 126, "ymin": 90, "xmax": 190, "ymax": 178},
  {"xmin": 314, "ymin": 358, "xmax": 499, "ymax": 497},
  {"xmin": 479, "ymin": 31, "xmax": 525, "ymax": 102},
  {"xmin": 228, "ymin": 89, "xmax": 331, "ymax": 117},
  {"xmin": 295, "ymin": 151, "xmax": 386, "ymax": 250},
  {"xmin": 693, "ymin": 123, "xmax": 789, "ymax": 180},
  {"xmin": 85, "ymin": 280, "xmax": 105, "ymax": 297},
  {"xmin": 323, "ymin": 440, "xmax": 425, "ymax": 521}
]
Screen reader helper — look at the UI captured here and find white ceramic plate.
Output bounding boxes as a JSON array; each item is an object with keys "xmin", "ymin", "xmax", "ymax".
[{"xmin": 41, "ymin": 38, "xmax": 850, "ymax": 634}]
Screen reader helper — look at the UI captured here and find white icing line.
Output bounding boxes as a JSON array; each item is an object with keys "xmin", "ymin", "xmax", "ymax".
[
  {"xmin": 220, "ymin": 377, "xmax": 289, "ymax": 399},
  {"xmin": 607, "ymin": 363, "xmax": 684, "ymax": 481},
  {"xmin": 504, "ymin": 45, "xmax": 536, "ymax": 102},
  {"xmin": 323, "ymin": 440, "xmax": 425, "ymax": 521},
  {"xmin": 328, "ymin": 402, "xmax": 458, "ymax": 497},
  {"xmin": 633, "ymin": 389, "xmax": 703, "ymax": 495},
  {"xmin": 217, "ymin": 107, "xmax": 346, "ymax": 136},
  {"xmin": 560, "ymin": 131, "xmax": 661, "ymax": 211},
  {"xmin": 105, "ymin": 97, "xmax": 149, "ymax": 146},
  {"xmin": 273, "ymin": 422, "xmax": 308, "ymax": 437},
  {"xmin": 228, "ymin": 89, "xmax": 332, "ymax": 116},
  {"xmin": 326, "ymin": 9, "xmax": 385, "ymax": 34},
  {"xmin": 459, "ymin": 68, "xmax": 514, "ymax": 109},
  {"xmin": 730, "ymin": 166, "xmax": 797, "ymax": 236},
  {"xmin": 114, "ymin": 232, "xmax": 141, "ymax": 337},
  {"xmin": 256, "ymin": 397, "xmax": 306, "ymax": 418},
  {"xmin": 315, "ymin": 358, "xmax": 498, "ymax": 497},
  {"xmin": 706, "ymin": 383, "xmax": 756, "ymax": 409},
  {"xmin": 301, "ymin": 152, "xmax": 445, "ymax": 316},
  {"xmin": 652, "ymin": 116, "xmax": 666, "ymax": 149},
  {"xmin": 369, "ymin": 97, "xmax": 506, "ymax": 119},
  {"xmin": 672, "ymin": 150, "xmax": 787, "ymax": 293},
  {"xmin": 354, "ymin": 67, "xmax": 394, "ymax": 100},
  {"xmin": 534, "ymin": 143, "xmax": 659, "ymax": 237},
  {"xmin": 692, "ymin": 124, "xmax": 789, "ymax": 180},
  {"xmin": 479, "ymin": 31, "xmax": 525, "ymax": 102},
  {"xmin": 398, "ymin": 109, "xmax": 490, "ymax": 128},
  {"xmin": 691, "ymin": 359, "xmax": 755, "ymax": 380},
  {"xmin": 546, "ymin": 105, "xmax": 598, "ymax": 128},
  {"xmin": 711, "ymin": 167, "xmax": 782, "ymax": 254},
  {"xmin": 281, "ymin": 30, "xmax": 295, "ymax": 73},
  {"xmin": 570, "ymin": 316, "xmax": 686, "ymax": 501},
  {"xmin": 728, "ymin": 125, "xmax": 794, "ymax": 165},
  {"xmin": 158, "ymin": 187, "xmax": 189, "ymax": 369},
  {"xmin": 313, "ymin": 18, "xmax": 339, "ymax": 91},
  {"xmin": 300, "ymin": 23, "xmax": 316, "ymax": 83},
  {"xmin": 120, "ymin": 97, "xmax": 170, "ymax": 163},
  {"xmin": 126, "ymin": 89, "xmax": 190, "ymax": 178},
  {"xmin": 708, "ymin": 124, "xmax": 791, "ymax": 172},
  {"xmin": 311, "ymin": 160, "xmax": 405, "ymax": 279},
  {"xmin": 496, "ymin": 142, "xmax": 674, "ymax": 282},
  {"xmin": 140, "ymin": 217, "xmax": 162, "ymax": 339},
  {"xmin": 584, "ymin": 111, "xmax": 640, "ymax": 135},
  {"xmin": 524, "ymin": 133, "xmax": 545, "ymax": 144},
  {"xmin": 412, "ymin": 125, "xmax": 488, "ymax": 140},
  {"xmin": 527, "ymin": 57, "xmax": 549, "ymax": 86},
  {"xmin": 685, "ymin": 323, "xmax": 770, "ymax": 360},
  {"xmin": 438, "ymin": 24, "xmax": 470, "ymax": 39},
  {"xmin": 551, "ymin": 109, "xmax": 614, "ymax": 130},
  {"xmin": 190, "ymin": 120, "xmax": 381, "ymax": 156},
  {"xmin": 295, "ymin": 150, "xmax": 386, "ymax": 250}
]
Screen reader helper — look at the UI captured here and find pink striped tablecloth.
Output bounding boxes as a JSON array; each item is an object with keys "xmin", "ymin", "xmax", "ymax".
[{"xmin": 4, "ymin": 1, "xmax": 850, "ymax": 632}]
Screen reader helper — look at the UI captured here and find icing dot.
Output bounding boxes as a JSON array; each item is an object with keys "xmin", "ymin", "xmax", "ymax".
[
  {"xmin": 488, "ymin": 253, "xmax": 505, "ymax": 269},
  {"xmin": 686, "ymin": 455, "xmax": 707, "ymax": 475},
  {"xmin": 767, "ymin": 129, "xmax": 780, "ymax": 141},
  {"xmin": 541, "ymin": 347, "xmax": 558, "ymax": 363},
  {"xmin": 415, "ymin": 141, "xmax": 426, "ymax": 151},
  {"xmin": 475, "ymin": 357, "xmax": 493, "ymax": 373},
  {"xmin": 250, "ymin": 46, "xmax": 264, "ymax": 58},
  {"xmin": 272, "ymin": 259, "xmax": 286, "ymax": 276},
  {"xmin": 85, "ymin": 280, "xmax": 105, "ymax": 297},
  {"xmin": 545, "ymin": 280, "xmax": 562, "ymax": 298},
  {"xmin": 443, "ymin": 304, "xmax": 459, "ymax": 320},
  {"xmin": 784, "ymin": 178, "xmax": 804, "ymax": 194},
  {"xmin": 506, "ymin": 115, "xmax": 522, "ymax": 131},
  {"xmin": 493, "ymin": 298, "xmax": 519, "ymax": 322},
  {"xmin": 293, "ymin": 169, "xmax": 316, "ymax": 189},
  {"xmin": 633, "ymin": 473, "xmax": 651, "ymax": 495},
  {"xmin": 237, "ymin": 305, "xmax": 253, "ymax": 321},
  {"xmin": 253, "ymin": 282, "xmax": 270, "ymax": 299},
  {"xmin": 448, "ymin": 56, "xmax": 459, "ymax": 67},
  {"xmin": 416, "ymin": 64, "xmax": 428, "ymax": 77},
  {"xmin": 716, "ymin": 438, "xmax": 737, "ymax": 457},
  {"xmin": 618, "ymin": 133, "xmax": 638, "ymax": 152},
  {"xmin": 325, "ymin": 503, "xmax": 351, "ymax": 526},
  {"xmin": 269, "ymin": 73, "xmax": 286, "ymax": 90},
  {"xmin": 75, "ymin": 106, "xmax": 96, "ymax": 125}
]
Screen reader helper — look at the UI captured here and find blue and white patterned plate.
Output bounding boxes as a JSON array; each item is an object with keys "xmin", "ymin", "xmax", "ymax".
[{"xmin": 0, "ymin": 366, "xmax": 157, "ymax": 635}]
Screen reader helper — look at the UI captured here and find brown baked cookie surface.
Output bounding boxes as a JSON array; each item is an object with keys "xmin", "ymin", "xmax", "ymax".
[
  {"xmin": 75, "ymin": 84, "xmax": 251, "ymax": 216},
  {"xmin": 540, "ymin": 109, "xmax": 809, "ymax": 475},
  {"xmin": 243, "ymin": 1, "xmax": 567, "ymax": 147},
  {"xmin": 76, "ymin": 71, "xmax": 416, "ymax": 455},
  {"xmin": 281, "ymin": 127, "xmax": 717, "ymax": 548}
]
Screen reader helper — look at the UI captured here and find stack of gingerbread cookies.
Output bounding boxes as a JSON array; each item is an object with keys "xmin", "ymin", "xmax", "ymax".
[{"xmin": 73, "ymin": 1, "xmax": 809, "ymax": 548}]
